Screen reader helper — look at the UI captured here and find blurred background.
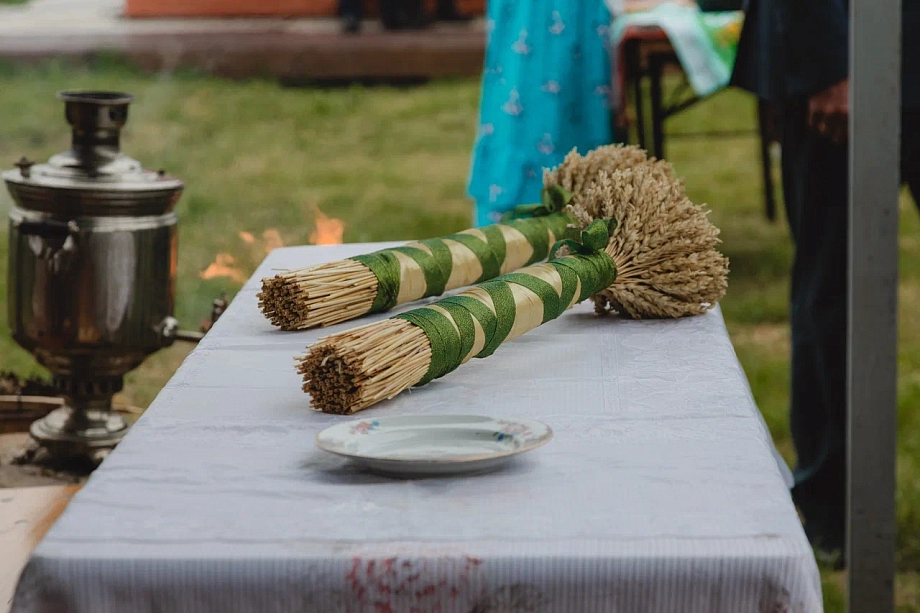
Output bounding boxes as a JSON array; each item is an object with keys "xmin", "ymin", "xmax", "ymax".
[{"xmin": 0, "ymin": 0, "xmax": 918, "ymax": 609}]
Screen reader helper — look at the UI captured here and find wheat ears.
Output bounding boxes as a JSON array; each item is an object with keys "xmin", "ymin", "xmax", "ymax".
[{"xmin": 564, "ymin": 161, "xmax": 728, "ymax": 318}]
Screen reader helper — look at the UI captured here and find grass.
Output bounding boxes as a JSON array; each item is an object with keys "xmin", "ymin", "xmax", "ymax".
[{"xmin": 0, "ymin": 59, "xmax": 919, "ymax": 610}]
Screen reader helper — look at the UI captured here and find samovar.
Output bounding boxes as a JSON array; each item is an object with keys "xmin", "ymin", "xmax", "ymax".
[{"xmin": 2, "ymin": 91, "xmax": 184, "ymax": 461}]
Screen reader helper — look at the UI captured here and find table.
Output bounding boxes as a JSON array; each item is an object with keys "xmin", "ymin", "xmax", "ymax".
[{"xmin": 11, "ymin": 243, "xmax": 821, "ymax": 613}]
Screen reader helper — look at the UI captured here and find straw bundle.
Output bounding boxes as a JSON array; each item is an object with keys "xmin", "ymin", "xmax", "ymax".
[
  {"xmin": 260, "ymin": 144, "xmax": 654, "ymax": 331},
  {"xmin": 297, "ymin": 161, "xmax": 729, "ymax": 414},
  {"xmin": 260, "ymin": 208, "xmax": 572, "ymax": 330}
]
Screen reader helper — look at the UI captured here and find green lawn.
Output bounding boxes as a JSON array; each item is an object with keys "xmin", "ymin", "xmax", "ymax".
[{"xmin": 1, "ymin": 59, "xmax": 919, "ymax": 610}]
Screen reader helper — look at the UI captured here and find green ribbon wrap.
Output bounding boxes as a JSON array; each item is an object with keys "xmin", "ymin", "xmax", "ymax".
[
  {"xmin": 351, "ymin": 185, "xmax": 577, "ymax": 314},
  {"xmin": 395, "ymin": 219, "xmax": 618, "ymax": 385}
]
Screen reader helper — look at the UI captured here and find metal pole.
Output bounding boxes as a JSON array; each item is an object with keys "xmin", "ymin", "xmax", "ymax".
[{"xmin": 847, "ymin": 0, "xmax": 901, "ymax": 609}]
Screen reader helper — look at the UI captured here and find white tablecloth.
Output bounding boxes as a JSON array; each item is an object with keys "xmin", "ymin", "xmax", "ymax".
[{"xmin": 11, "ymin": 243, "xmax": 821, "ymax": 613}]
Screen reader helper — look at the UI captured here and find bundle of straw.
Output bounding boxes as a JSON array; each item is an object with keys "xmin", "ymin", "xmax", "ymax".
[
  {"xmin": 259, "ymin": 144, "xmax": 653, "ymax": 331},
  {"xmin": 297, "ymin": 160, "xmax": 729, "ymax": 414}
]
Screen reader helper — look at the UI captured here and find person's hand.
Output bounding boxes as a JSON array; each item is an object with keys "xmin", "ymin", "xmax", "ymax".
[{"xmin": 808, "ymin": 78, "xmax": 849, "ymax": 144}]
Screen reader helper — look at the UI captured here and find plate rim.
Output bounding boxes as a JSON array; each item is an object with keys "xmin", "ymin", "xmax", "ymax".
[{"xmin": 314, "ymin": 414, "xmax": 553, "ymax": 465}]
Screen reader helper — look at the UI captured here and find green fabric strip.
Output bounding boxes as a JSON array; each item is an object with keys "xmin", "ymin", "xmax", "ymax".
[
  {"xmin": 500, "ymin": 183, "xmax": 574, "ymax": 221},
  {"xmin": 474, "ymin": 279, "xmax": 517, "ymax": 359},
  {"xmin": 349, "ymin": 211, "xmax": 574, "ymax": 314},
  {"xmin": 436, "ymin": 302, "xmax": 476, "ymax": 372},
  {"xmin": 479, "ymin": 225, "xmax": 507, "ymax": 270},
  {"xmin": 441, "ymin": 295, "xmax": 498, "ymax": 346},
  {"xmin": 396, "ymin": 307, "xmax": 457, "ymax": 384},
  {"xmin": 393, "ymin": 238, "xmax": 454, "ymax": 297},
  {"xmin": 395, "ymin": 248, "xmax": 618, "ymax": 385},
  {"xmin": 446, "ymin": 233, "xmax": 501, "ymax": 281},
  {"xmin": 351, "ymin": 251, "xmax": 401, "ymax": 313},
  {"xmin": 503, "ymin": 217, "xmax": 553, "ymax": 266}
]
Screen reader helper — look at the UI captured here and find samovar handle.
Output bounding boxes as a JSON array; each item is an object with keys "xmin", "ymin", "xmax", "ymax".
[
  {"xmin": 16, "ymin": 218, "xmax": 80, "ymax": 274},
  {"xmin": 17, "ymin": 219, "xmax": 78, "ymax": 239}
]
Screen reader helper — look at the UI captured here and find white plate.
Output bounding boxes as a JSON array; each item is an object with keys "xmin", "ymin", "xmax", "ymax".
[{"xmin": 315, "ymin": 414, "xmax": 553, "ymax": 477}]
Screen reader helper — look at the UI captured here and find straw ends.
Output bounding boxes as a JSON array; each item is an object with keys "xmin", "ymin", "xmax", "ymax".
[
  {"xmin": 258, "ymin": 259, "xmax": 379, "ymax": 330},
  {"xmin": 297, "ymin": 319, "xmax": 431, "ymax": 414}
]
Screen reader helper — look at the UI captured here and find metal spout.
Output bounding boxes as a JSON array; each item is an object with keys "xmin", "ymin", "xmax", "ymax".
[{"xmin": 57, "ymin": 91, "xmax": 135, "ymax": 173}]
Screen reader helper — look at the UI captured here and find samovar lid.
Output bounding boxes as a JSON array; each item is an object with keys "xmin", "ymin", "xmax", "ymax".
[{"xmin": 2, "ymin": 91, "xmax": 184, "ymax": 217}]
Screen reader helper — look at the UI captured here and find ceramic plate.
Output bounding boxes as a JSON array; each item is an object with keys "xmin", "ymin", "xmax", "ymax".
[{"xmin": 315, "ymin": 414, "xmax": 553, "ymax": 477}]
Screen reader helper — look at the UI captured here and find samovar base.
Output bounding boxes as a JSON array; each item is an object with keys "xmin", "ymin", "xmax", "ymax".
[
  {"xmin": 31, "ymin": 406, "xmax": 128, "ymax": 464},
  {"xmin": 29, "ymin": 375, "xmax": 130, "ymax": 463}
]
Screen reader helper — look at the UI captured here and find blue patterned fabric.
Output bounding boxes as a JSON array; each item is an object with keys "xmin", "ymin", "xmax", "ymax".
[{"xmin": 467, "ymin": 0, "xmax": 615, "ymax": 227}]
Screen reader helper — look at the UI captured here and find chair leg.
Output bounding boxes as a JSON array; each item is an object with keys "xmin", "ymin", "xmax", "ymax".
[
  {"xmin": 627, "ymin": 42, "xmax": 648, "ymax": 150},
  {"xmin": 649, "ymin": 53, "xmax": 666, "ymax": 159}
]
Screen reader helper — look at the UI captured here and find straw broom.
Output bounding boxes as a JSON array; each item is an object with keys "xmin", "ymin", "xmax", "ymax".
[
  {"xmin": 296, "ymin": 161, "xmax": 729, "ymax": 414},
  {"xmin": 259, "ymin": 144, "xmax": 653, "ymax": 331}
]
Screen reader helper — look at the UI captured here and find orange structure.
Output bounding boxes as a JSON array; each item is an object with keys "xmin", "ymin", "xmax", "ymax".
[{"xmin": 124, "ymin": 0, "xmax": 485, "ymax": 19}]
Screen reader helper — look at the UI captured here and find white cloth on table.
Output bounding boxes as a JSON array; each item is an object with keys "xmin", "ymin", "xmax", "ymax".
[{"xmin": 12, "ymin": 243, "xmax": 820, "ymax": 613}]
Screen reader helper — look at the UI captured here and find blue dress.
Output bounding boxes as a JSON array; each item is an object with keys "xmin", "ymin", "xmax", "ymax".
[{"xmin": 467, "ymin": 0, "xmax": 615, "ymax": 227}]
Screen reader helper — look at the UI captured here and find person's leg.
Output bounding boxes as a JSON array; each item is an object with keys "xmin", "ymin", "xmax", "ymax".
[
  {"xmin": 380, "ymin": 0, "xmax": 428, "ymax": 30},
  {"xmin": 339, "ymin": 0, "xmax": 362, "ymax": 33},
  {"xmin": 437, "ymin": 0, "xmax": 472, "ymax": 21},
  {"xmin": 407, "ymin": 0, "xmax": 431, "ymax": 28},
  {"xmin": 378, "ymin": 0, "xmax": 397, "ymax": 29},
  {"xmin": 781, "ymin": 97, "xmax": 849, "ymax": 555},
  {"xmin": 902, "ymin": 111, "xmax": 920, "ymax": 207}
]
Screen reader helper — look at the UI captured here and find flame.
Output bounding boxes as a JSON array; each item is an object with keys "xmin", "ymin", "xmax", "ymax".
[
  {"xmin": 201, "ymin": 214, "xmax": 340, "ymax": 285},
  {"xmin": 199, "ymin": 253, "xmax": 248, "ymax": 283},
  {"xmin": 262, "ymin": 229, "xmax": 284, "ymax": 253},
  {"xmin": 199, "ymin": 229, "xmax": 286, "ymax": 285},
  {"xmin": 309, "ymin": 206, "xmax": 345, "ymax": 245}
]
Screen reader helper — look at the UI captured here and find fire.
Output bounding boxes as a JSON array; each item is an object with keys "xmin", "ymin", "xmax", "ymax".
[
  {"xmin": 309, "ymin": 206, "xmax": 345, "ymax": 245},
  {"xmin": 199, "ymin": 253, "xmax": 248, "ymax": 283},
  {"xmin": 262, "ymin": 228, "xmax": 284, "ymax": 252},
  {"xmin": 200, "ymin": 209, "xmax": 341, "ymax": 285}
]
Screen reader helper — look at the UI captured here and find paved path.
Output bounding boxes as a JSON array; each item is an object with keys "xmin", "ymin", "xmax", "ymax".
[{"xmin": 0, "ymin": 0, "xmax": 486, "ymax": 80}]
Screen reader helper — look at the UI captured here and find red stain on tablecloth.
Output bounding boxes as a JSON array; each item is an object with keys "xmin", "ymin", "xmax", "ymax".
[
  {"xmin": 345, "ymin": 555, "xmax": 487, "ymax": 612},
  {"xmin": 405, "ymin": 572, "xmax": 421, "ymax": 584},
  {"xmin": 347, "ymin": 558, "xmax": 367, "ymax": 602}
]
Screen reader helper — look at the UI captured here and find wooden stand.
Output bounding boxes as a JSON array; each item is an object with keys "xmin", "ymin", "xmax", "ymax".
[
  {"xmin": 0, "ymin": 485, "xmax": 81, "ymax": 613},
  {"xmin": 0, "ymin": 396, "xmax": 62, "ymax": 436}
]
